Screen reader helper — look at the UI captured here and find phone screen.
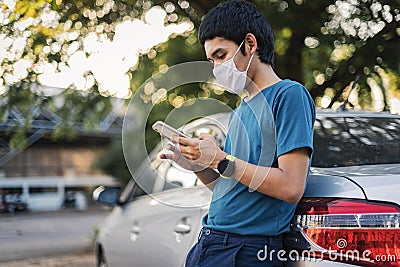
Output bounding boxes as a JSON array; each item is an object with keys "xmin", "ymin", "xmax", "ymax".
[{"xmin": 152, "ymin": 121, "xmax": 190, "ymax": 140}]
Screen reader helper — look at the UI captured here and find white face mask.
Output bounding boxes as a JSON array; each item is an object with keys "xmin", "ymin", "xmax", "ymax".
[{"xmin": 213, "ymin": 40, "xmax": 254, "ymax": 95}]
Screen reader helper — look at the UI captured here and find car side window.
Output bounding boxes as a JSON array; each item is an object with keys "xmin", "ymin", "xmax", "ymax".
[
  {"xmin": 162, "ymin": 162, "xmax": 199, "ymax": 190},
  {"xmin": 313, "ymin": 116, "xmax": 400, "ymax": 167},
  {"xmin": 119, "ymin": 154, "xmax": 160, "ymax": 203}
]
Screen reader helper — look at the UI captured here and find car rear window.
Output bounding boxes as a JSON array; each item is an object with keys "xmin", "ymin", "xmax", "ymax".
[{"xmin": 312, "ymin": 116, "xmax": 400, "ymax": 167}]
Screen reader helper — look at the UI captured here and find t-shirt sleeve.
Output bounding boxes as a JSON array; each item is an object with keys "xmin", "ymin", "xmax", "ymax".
[{"xmin": 275, "ymin": 84, "xmax": 315, "ymax": 158}]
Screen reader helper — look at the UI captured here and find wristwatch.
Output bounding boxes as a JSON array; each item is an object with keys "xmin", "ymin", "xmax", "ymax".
[{"xmin": 217, "ymin": 155, "xmax": 237, "ymax": 178}]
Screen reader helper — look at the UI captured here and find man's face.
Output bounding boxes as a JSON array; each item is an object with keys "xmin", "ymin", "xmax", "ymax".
[{"xmin": 204, "ymin": 37, "xmax": 248, "ymax": 72}]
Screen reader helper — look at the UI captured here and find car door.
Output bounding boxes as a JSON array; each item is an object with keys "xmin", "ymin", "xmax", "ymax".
[
  {"xmin": 128, "ymin": 189, "xmax": 209, "ymax": 267},
  {"xmin": 101, "ymin": 149, "xmax": 209, "ymax": 267},
  {"xmin": 98, "ymin": 166, "xmax": 159, "ymax": 267},
  {"xmin": 128, "ymin": 151, "xmax": 211, "ymax": 267}
]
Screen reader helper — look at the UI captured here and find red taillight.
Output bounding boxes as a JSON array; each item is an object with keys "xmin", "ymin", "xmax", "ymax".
[{"xmin": 296, "ymin": 198, "xmax": 400, "ymax": 266}]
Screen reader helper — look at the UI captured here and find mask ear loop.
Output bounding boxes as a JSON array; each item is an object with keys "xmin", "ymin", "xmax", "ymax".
[
  {"xmin": 235, "ymin": 40, "xmax": 254, "ymax": 72},
  {"xmin": 233, "ymin": 40, "xmax": 245, "ymax": 58},
  {"xmin": 245, "ymin": 53, "xmax": 255, "ymax": 72}
]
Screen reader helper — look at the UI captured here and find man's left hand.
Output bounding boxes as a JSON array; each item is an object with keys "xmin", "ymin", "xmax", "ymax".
[{"xmin": 170, "ymin": 133, "xmax": 227, "ymax": 169}]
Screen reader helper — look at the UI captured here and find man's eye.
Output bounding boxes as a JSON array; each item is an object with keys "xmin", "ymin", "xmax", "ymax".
[{"xmin": 218, "ymin": 54, "xmax": 226, "ymax": 60}]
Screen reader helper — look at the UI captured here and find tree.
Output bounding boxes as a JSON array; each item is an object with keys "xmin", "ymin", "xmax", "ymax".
[
  {"xmin": 185, "ymin": 0, "xmax": 400, "ymax": 110},
  {"xmin": 1, "ymin": 0, "xmax": 399, "ymax": 184},
  {"xmin": 0, "ymin": 0, "xmax": 200, "ymax": 148},
  {"xmin": 3, "ymin": 1, "xmax": 398, "ymax": 125}
]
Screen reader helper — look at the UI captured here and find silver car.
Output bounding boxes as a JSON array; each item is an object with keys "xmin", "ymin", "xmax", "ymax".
[{"xmin": 94, "ymin": 110, "xmax": 400, "ymax": 267}]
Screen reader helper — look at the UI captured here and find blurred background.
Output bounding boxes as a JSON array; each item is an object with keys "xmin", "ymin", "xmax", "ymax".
[{"xmin": 0, "ymin": 0, "xmax": 399, "ymax": 265}]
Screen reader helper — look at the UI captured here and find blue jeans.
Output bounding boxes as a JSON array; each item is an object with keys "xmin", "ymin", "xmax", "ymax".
[{"xmin": 185, "ymin": 228, "xmax": 283, "ymax": 267}]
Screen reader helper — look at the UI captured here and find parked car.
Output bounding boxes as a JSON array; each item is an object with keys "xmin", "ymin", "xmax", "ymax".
[
  {"xmin": 0, "ymin": 193, "xmax": 28, "ymax": 213},
  {"xmin": 94, "ymin": 110, "xmax": 400, "ymax": 267},
  {"xmin": 0, "ymin": 194, "xmax": 5, "ymax": 213}
]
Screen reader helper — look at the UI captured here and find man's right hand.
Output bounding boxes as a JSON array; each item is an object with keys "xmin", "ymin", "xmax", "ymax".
[{"xmin": 160, "ymin": 143, "xmax": 205, "ymax": 172}]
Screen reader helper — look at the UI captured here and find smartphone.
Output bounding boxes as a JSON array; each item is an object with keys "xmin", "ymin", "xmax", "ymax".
[{"xmin": 152, "ymin": 121, "xmax": 190, "ymax": 140}]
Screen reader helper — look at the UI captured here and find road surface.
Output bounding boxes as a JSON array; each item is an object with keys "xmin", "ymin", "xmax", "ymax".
[
  {"xmin": 3, "ymin": 251, "xmax": 95, "ymax": 267},
  {"xmin": 0, "ymin": 210, "xmax": 108, "ymax": 262}
]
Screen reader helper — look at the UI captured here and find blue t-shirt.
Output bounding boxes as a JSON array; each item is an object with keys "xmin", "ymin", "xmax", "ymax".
[{"xmin": 202, "ymin": 79, "xmax": 316, "ymax": 236}]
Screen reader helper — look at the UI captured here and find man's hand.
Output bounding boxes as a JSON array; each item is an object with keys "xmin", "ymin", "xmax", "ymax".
[
  {"xmin": 172, "ymin": 133, "xmax": 227, "ymax": 169},
  {"xmin": 160, "ymin": 133, "xmax": 227, "ymax": 170},
  {"xmin": 159, "ymin": 134, "xmax": 224, "ymax": 191},
  {"xmin": 160, "ymin": 143, "xmax": 203, "ymax": 172}
]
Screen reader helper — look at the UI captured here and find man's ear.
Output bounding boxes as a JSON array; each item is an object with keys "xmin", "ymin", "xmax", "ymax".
[{"xmin": 245, "ymin": 33, "xmax": 258, "ymax": 54}]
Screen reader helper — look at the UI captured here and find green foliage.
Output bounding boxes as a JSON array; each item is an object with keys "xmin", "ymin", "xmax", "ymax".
[
  {"xmin": 2, "ymin": 0, "xmax": 400, "ymax": 184},
  {"xmin": 9, "ymin": 129, "xmax": 28, "ymax": 150}
]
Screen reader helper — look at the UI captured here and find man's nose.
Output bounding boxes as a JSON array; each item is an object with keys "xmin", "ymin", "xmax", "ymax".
[{"xmin": 213, "ymin": 61, "xmax": 221, "ymax": 69}]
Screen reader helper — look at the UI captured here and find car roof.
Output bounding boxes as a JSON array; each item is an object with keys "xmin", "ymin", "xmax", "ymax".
[
  {"xmin": 316, "ymin": 109, "xmax": 400, "ymax": 118},
  {"xmin": 182, "ymin": 109, "xmax": 400, "ymax": 131},
  {"xmin": 182, "ymin": 112, "xmax": 230, "ymax": 130}
]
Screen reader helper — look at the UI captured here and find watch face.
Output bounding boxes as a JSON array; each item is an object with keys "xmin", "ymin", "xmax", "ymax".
[
  {"xmin": 224, "ymin": 161, "xmax": 235, "ymax": 177},
  {"xmin": 218, "ymin": 159, "xmax": 229, "ymax": 174}
]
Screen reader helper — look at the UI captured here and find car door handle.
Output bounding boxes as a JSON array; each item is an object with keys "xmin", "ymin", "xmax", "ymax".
[
  {"xmin": 131, "ymin": 224, "xmax": 141, "ymax": 234},
  {"xmin": 174, "ymin": 223, "xmax": 191, "ymax": 234},
  {"xmin": 130, "ymin": 223, "xmax": 141, "ymax": 242}
]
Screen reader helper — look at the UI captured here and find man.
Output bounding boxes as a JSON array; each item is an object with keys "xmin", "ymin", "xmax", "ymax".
[{"xmin": 161, "ymin": 0, "xmax": 315, "ymax": 266}]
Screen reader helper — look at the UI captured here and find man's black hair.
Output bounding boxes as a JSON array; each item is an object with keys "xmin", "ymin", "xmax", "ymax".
[{"xmin": 198, "ymin": 0, "xmax": 275, "ymax": 67}]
